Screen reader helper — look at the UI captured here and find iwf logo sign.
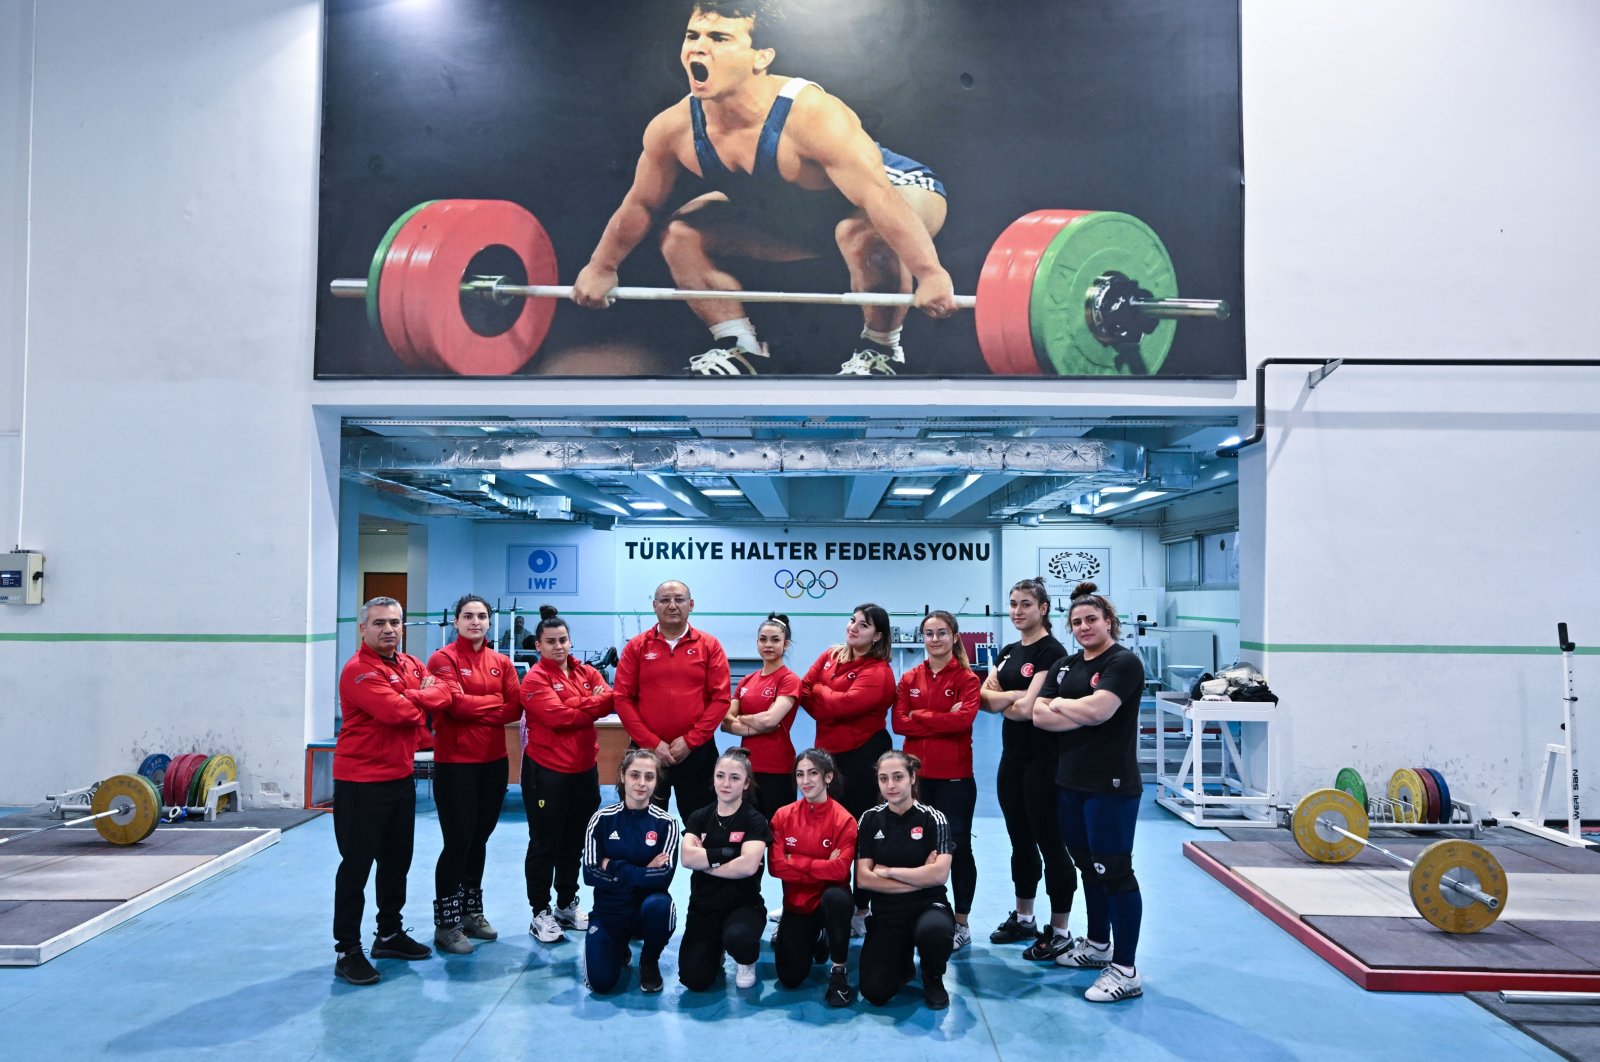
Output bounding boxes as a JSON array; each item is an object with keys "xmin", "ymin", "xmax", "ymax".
[{"xmin": 506, "ymin": 545, "xmax": 579, "ymax": 595}]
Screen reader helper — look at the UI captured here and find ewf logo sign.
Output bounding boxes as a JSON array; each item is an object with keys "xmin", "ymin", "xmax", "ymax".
[{"xmin": 507, "ymin": 545, "xmax": 579, "ymax": 595}]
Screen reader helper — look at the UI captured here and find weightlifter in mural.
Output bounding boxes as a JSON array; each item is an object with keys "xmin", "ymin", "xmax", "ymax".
[{"xmin": 571, "ymin": 0, "xmax": 958, "ymax": 376}]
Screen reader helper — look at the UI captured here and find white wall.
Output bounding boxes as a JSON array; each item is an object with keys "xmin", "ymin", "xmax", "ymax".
[{"xmin": 1238, "ymin": 0, "xmax": 1600, "ymax": 816}]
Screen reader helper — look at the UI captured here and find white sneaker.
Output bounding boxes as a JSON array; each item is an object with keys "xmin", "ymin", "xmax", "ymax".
[
  {"xmin": 836, "ymin": 348, "xmax": 901, "ymax": 376},
  {"xmin": 687, "ymin": 343, "xmax": 768, "ymax": 376},
  {"xmin": 952, "ymin": 923, "xmax": 972, "ymax": 950},
  {"xmin": 850, "ymin": 909, "xmax": 868, "ymax": 939},
  {"xmin": 735, "ymin": 962, "xmax": 758, "ymax": 989},
  {"xmin": 529, "ymin": 907, "xmax": 565, "ymax": 943},
  {"xmin": 1085, "ymin": 964, "xmax": 1142, "ymax": 1002},
  {"xmin": 1055, "ymin": 936, "xmax": 1111, "ymax": 969},
  {"xmin": 553, "ymin": 900, "xmax": 589, "ymax": 932}
]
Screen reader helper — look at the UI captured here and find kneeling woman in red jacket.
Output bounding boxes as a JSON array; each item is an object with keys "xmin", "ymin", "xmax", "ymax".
[
  {"xmin": 769, "ymin": 748, "xmax": 859, "ymax": 1008},
  {"xmin": 426, "ymin": 594, "xmax": 523, "ymax": 954}
]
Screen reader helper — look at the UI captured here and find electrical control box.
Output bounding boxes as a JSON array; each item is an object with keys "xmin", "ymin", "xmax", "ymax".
[{"xmin": 0, "ymin": 551, "xmax": 44, "ymax": 605}]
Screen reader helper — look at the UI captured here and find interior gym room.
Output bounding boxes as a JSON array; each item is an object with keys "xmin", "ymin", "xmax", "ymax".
[{"xmin": 2, "ymin": 1, "xmax": 1597, "ymax": 1059}]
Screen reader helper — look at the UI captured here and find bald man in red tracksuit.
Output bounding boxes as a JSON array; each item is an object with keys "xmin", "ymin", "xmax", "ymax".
[
  {"xmin": 612, "ymin": 580, "xmax": 731, "ymax": 819},
  {"xmin": 332, "ymin": 599, "xmax": 452, "ymax": 984}
]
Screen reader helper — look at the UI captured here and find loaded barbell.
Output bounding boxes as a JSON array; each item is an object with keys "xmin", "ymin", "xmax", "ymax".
[
  {"xmin": 0, "ymin": 774, "xmax": 162, "ymax": 848},
  {"xmin": 1290, "ymin": 788, "xmax": 1508, "ymax": 934},
  {"xmin": 328, "ymin": 199, "xmax": 1229, "ymax": 377}
]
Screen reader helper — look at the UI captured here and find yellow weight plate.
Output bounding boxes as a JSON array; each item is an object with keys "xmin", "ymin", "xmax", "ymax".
[
  {"xmin": 1291, "ymin": 788, "xmax": 1367, "ymax": 863},
  {"xmin": 1388, "ymin": 767, "xmax": 1429, "ymax": 824},
  {"xmin": 1408, "ymin": 839, "xmax": 1508, "ymax": 934},
  {"xmin": 197, "ymin": 754, "xmax": 238, "ymax": 812},
  {"xmin": 90, "ymin": 773, "xmax": 160, "ymax": 845}
]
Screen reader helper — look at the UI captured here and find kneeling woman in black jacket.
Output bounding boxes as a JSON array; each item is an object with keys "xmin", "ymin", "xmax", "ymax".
[{"xmin": 855, "ymin": 749, "xmax": 956, "ymax": 1010}]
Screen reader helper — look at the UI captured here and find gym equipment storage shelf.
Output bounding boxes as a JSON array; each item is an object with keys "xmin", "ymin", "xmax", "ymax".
[{"xmin": 1154, "ymin": 692, "xmax": 1278, "ymax": 828}]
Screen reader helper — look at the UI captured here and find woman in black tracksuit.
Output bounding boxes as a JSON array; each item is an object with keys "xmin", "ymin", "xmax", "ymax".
[
  {"xmin": 854, "ymin": 749, "xmax": 956, "ymax": 1011},
  {"xmin": 677, "ymin": 749, "xmax": 771, "ymax": 991},
  {"xmin": 980, "ymin": 576, "xmax": 1075, "ymax": 959}
]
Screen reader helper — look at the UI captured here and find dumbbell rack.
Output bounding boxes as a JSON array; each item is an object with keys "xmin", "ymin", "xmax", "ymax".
[{"xmin": 1365, "ymin": 795, "xmax": 1482, "ymax": 839}]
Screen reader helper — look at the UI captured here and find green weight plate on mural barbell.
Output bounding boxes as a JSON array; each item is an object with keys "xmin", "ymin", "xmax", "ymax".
[
  {"xmin": 366, "ymin": 200, "xmax": 440, "ymax": 339},
  {"xmin": 1029, "ymin": 211, "xmax": 1178, "ymax": 376}
]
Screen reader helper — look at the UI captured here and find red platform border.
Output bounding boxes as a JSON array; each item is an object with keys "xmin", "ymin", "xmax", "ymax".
[{"xmin": 1183, "ymin": 841, "xmax": 1600, "ymax": 993}]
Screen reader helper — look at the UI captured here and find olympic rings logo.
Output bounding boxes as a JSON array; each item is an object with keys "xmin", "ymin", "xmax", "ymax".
[{"xmin": 774, "ymin": 568, "xmax": 839, "ymax": 599}]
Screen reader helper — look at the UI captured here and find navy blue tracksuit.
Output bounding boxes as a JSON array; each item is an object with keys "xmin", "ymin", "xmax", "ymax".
[{"xmin": 582, "ymin": 801, "xmax": 679, "ymax": 992}]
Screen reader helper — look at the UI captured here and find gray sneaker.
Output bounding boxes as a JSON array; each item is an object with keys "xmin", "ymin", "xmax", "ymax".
[
  {"xmin": 553, "ymin": 899, "xmax": 589, "ymax": 932},
  {"xmin": 529, "ymin": 907, "xmax": 566, "ymax": 943}
]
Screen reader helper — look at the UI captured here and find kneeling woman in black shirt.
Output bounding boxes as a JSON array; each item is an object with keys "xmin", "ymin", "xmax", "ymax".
[
  {"xmin": 678, "ymin": 749, "xmax": 772, "ymax": 991},
  {"xmin": 855, "ymin": 750, "xmax": 956, "ymax": 1010}
]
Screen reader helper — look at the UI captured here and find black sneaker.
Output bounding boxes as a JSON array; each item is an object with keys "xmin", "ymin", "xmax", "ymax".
[
  {"xmin": 825, "ymin": 964, "xmax": 855, "ymax": 1008},
  {"xmin": 1022, "ymin": 930, "xmax": 1073, "ymax": 962},
  {"xmin": 639, "ymin": 956, "xmax": 664, "ymax": 993},
  {"xmin": 990, "ymin": 910, "xmax": 1038, "ymax": 944},
  {"xmin": 334, "ymin": 947, "xmax": 380, "ymax": 985},
  {"xmin": 371, "ymin": 929, "xmax": 432, "ymax": 961},
  {"xmin": 923, "ymin": 973, "xmax": 950, "ymax": 1010}
]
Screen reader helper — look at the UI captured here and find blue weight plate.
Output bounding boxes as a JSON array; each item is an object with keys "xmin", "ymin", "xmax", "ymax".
[
  {"xmin": 138, "ymin": 753, "xmax": 171, "ymax": 787},
  {"xmin": 1424, "ymin": 767, "xmax": 1452, "ymax": 824}
]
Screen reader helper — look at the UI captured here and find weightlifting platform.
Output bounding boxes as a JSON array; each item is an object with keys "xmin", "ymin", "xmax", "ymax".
[
  {"xmin": 0, "ymin": 805, "xmax": 305, "ymax": 966},
  {"xmin": 1187, "ymin": 830, "xmax": 1600, "ymax": 993}
]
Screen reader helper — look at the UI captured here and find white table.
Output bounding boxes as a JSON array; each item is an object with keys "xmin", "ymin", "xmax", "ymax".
[{"xmin": 1153, "ymin": 693, "xmax": 1277, "ymax": 828}]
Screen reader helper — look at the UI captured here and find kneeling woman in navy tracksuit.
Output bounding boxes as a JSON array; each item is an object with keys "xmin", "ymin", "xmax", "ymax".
[
  {"xmin": 581, "ymin": 749, "xmax": 680, "ymax": 994},
  {"xmin": 855, "ymin": 750, "xmax": 956, "ymax": 1010},
  {"xmin": 677, "ymin": 748, "xmax": 772, "ymax": 991}
]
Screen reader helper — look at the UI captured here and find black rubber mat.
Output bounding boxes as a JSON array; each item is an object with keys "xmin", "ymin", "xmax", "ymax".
[{"xmin": 1468, "ymin": 991, "xmax": 1600, "ymax": 1061}]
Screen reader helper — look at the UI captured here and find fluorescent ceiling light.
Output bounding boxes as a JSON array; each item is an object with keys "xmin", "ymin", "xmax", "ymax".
[
  {"xmin": 891, "ymin": 486, "xmax": 936, "ymax": 497},
  {"xmin": 1099, "ymin": 485, "xmax": 1136, "ymax": 495},
  {"xmin": 629, "ymin": 501, "xmax": 668, "ymax": 511},
  {"xmin": 1219, "ymin": 435, "xmax": 1241, "ymax": 449},
  {"xmin": 701, "ymin": 488, "xmax": 743, "ymax": 497}
]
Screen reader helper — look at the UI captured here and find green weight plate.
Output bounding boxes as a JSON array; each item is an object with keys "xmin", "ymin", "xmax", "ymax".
[
  {"xmin": 1029, "ymin": 211, "xmax": 1178, "ymax": 376},
  {"xmin": 1333, "ymin": 767, "xmax": 1368, "ymax": 810},
  {"xmin": 366, "ymin": 201, "xmax": 440, "ymax": 338},
  {"xmin": 187, "ymin": 756, "xmax": 215, "ymax": 808}
]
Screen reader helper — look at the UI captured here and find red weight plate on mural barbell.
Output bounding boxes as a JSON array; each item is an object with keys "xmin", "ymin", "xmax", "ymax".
[
  {"xmin": 377, "ymin": 201, "xmax": 452, "ymax": 371},
  {"xmin": 399, "ymin": 199, "xmax": 559, "ymax": 376},
  {"xmin": 975, "ymin": 210, "xmax": 1093, "ymax": 376}
]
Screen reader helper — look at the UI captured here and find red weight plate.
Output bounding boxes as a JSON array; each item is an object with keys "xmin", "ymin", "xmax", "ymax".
[
  {"xmin": 975, "ymin": 210, "xmax": 1094, "ymax": 376},
  {"xmin": 378, "ymin": 201, "xmax": 453, "ymax": 371},
  {"xmin": 168, "ymin": 754, "xmax": 196, "ymax": 807},
  {"xmin": 1416, "ymin": 766, "xmax": 1442, "ymax": 824},
  {"xmin": 162, "ymin": 754, "xmax": 186, "ymax": 805},
  {"xmin": 400, "ymin": 199, "xmax": 558, "ymax": 376},
  {"xmin": 176, "ymin": 753, "xmax": 205, "ymax": 807}
]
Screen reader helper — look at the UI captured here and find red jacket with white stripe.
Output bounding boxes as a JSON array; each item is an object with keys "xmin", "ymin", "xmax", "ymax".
[
  {"xmin": 520, "ymin": 656, "xmax": 614, "ymax": 774},
  {"xmin": 799, "ymin": 651, "xmax": 895, "ymax": 754},
  {"xmin": 426, "ymin": 640, "xmax": 522, "ymax": 764},
  {"xmin": 612, "ymin": 625, "xmax": 731, "ymax": 750},
  {"xmin": 768, "ymin": 796, "xmax": 859, "ymax": 914},
  {"xmin": 892, "ymin": 659, "xmax": 982, "ymax": 779},
  {"xmin": 336, "ymin": 644, "xmax": 450, "ymax": 782}
]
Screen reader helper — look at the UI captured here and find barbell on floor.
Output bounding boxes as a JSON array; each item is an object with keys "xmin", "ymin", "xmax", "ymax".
[
  {"xmin": 1290, "ymin": 788, "xmax": 1509, "ymax": 934},
  {"xmin": 0, "ymin": 774, "xmax": 161, "ymax": 848},
  {"xmin": 328, "ymin": 199, "xmax": 1229, "ymax": 376}
]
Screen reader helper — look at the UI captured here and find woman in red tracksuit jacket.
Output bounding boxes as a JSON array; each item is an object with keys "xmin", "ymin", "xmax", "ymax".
[
  {"xmin": 721, "ymin": 612, "xmax": 802, "ymax": 819},
  {"xmin": 799, "ymin": 602, "xmax": 897, "ymax": 819},
  {"xmin": 892, "ymin": 609, "xmax": 982, "ymax": 951},
  {"xmin": 426, "ymin": 594, "xmax": 524, "ymax": 954},
  {"xmin": 768, "ymin": 748, "xmax": 859, "ymax": 1008},
  {"xmin": 519, "ymin": 605, "xmax": 614, "ymax": 945}
]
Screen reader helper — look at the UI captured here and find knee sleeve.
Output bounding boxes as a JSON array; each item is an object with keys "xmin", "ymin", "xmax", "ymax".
[
  {"xmin": 1069, "ymin": 848, "xmax": 1098, "ymax": 887},
  {"xmin": 1092, "ymin": 852, "xmax": 1139, "ymax": 895}
]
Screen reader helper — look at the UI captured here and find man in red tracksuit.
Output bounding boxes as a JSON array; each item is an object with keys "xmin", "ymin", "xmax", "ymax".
[
  {"xmin": 612, "ymin": 580, "xmax": 731, "ymax": 819},
  {"xmin": 331, "ymin": 597, "xmax": 452, "ymax": 985}
]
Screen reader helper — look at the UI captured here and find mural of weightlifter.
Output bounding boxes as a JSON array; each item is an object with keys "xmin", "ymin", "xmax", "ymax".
[{"xmin": 315, "ymin": 0, "xmax": 1243, "ymax": 379}]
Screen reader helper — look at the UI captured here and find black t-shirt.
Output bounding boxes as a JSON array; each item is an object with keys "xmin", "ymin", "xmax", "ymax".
[
  {"xmin": 855, "ymin": 802, "xmax": 954, "ymax": 914},
  {"xmin": 1036, "ymin": 643, "xmax": 1145, "ymax": 795},
  {"xmin": 683, "ymin": 800, "xmax": 771, "ymax": 912},
  {"xmin": 992, "ymin": 635, "xmax": 1067, "ymax": 761}
]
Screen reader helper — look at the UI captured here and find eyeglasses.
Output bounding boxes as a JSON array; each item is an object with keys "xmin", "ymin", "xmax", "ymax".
[{"xmin": 922, "ymin": 629, "xmax": 952, "ymax": 640}]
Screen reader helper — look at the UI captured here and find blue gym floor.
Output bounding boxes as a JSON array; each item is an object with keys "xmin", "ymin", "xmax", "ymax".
[{"xmin": 0, "ymin": 786, "xmax": 1556, "ymax": 1060}]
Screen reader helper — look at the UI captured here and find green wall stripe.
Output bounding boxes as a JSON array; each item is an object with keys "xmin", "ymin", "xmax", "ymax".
[
  {"xmin": 1240, "ymin": 640, "xmax": 1600, "ymax": 656},
  {"xmin": 0, "ymin": 632, "xmax": 337, "ymax": 644},
  {"xmin": 1176, "ymin": 615, "xmax": 1240, "ymax": 625}
]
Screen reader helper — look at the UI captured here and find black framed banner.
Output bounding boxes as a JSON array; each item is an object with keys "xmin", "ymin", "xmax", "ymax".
[{"xmin": 315, "ymin": 0, "xmax": 1243, "ymax": 380}]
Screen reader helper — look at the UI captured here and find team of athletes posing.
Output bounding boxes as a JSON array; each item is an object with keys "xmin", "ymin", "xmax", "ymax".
[{"xmin": 330, "ymin": 578, "xmax": 1146, "ymax": 1009}]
